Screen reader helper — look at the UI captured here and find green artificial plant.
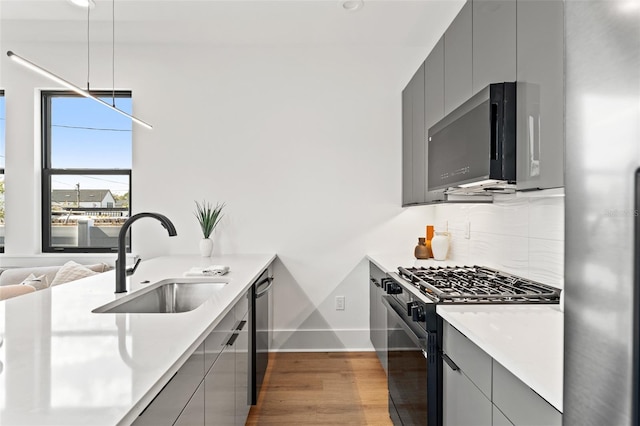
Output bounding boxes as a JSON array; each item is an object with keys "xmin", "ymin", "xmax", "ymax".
[{"xmin": 194, "ymin": 200, "xmax": 225, "ymax": 239}]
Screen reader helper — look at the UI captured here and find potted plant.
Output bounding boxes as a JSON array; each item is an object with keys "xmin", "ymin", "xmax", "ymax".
[{"xmin": 194, "ymin": 200, "xmax": 225, "ymax": 257}]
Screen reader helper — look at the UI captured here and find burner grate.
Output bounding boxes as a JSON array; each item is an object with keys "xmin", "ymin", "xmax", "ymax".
[{"xmin": 397, "ymin": 265, "xmax": 561, "ymax": 304}]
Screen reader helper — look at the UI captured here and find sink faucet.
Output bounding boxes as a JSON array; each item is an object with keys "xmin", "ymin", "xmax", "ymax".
[{"xmin": 115, "ymin": 212, "xmax": 177, "ymax": 293}]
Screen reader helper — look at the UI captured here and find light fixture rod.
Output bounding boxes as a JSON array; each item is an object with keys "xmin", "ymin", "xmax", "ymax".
[{"xmin": 6, "ymin": 50, "xmax": 152, "ymax": 130}]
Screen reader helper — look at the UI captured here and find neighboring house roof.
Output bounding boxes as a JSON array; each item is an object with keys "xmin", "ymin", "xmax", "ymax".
[{"xmin": 51, "ymin": 189, "xmax": 115, "ymax": 203}]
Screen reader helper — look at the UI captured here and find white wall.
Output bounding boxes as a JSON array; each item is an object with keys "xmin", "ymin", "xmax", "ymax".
[
  {"xmin": 0, "ymin": 40, "xmax": 565, "ymax": 352},
  {"xmin": 0, "ymin": 40, "xmax": 439, "ymax": 350}
]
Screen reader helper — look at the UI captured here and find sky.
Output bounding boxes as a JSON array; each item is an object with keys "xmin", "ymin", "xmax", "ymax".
[
  {"xmin": 49, "ymin": 95, "xmax": 132, "ymax": 195},
  {"xmin": 0, "ymin": 93, "xmax": 132, "ymax": 194}
]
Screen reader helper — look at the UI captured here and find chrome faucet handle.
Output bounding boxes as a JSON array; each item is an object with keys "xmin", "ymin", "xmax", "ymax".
[{"xmin": 126, "ymin": 257, "xmax": 142, "ymax": 276}]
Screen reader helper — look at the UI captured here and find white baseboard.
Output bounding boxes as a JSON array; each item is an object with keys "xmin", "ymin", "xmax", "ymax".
[{"xmin": 272, "ymin": 328, "xmax": 374, "ymax": 352}]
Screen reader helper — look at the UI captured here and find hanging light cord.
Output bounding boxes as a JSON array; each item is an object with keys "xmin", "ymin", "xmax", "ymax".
[
  {"xmin": 86, "ymin": 4, "xmax": 91, "ymax": 91},
  {"xmin": 112, "ymin": 0, "xmax": 116, "ymax": 107}
]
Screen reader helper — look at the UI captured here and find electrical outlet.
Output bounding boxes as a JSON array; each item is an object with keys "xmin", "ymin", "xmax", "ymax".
[
  {"xmin": 335, "ymin": 296, "xmax": 345, "ymax": 311},
  {"xmin": 464, "ymin": 221, "xmax": 470, "ymax": 239}
]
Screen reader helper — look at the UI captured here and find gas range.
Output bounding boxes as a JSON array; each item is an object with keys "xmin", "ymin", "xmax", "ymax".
[
  {"xmin": 394, "ymin": 265, "xmax": 561, "ymax": 305},
  {"xmin": 382, "ymin": 264, "xmax": 561, "ymax": 426}
]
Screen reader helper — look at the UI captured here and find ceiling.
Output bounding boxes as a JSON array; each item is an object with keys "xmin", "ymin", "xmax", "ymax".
[{"xmin": 0, "ymin": 0, "xmax": 464, "ymax": 46}]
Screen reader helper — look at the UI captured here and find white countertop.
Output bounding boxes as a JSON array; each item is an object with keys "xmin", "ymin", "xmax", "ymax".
[
  {"xmin": 0, "ymin": 253, "xmax": 276, "ymax": 426},
  {"xmin": 437, "ymin": 304, "xmax": 563, "ymax": 413},
  {"xmin": 367, "ymin": 253, "xmax": 564, "ymax": 413}
]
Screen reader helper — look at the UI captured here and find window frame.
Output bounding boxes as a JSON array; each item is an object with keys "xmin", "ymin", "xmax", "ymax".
[
  {"xmin": 0, "ymin": 89, "xmax": 5, "ymax": 253},
  {"xmin": 41, "ymin": 90, "xmax": 133, "ymax": 253}
]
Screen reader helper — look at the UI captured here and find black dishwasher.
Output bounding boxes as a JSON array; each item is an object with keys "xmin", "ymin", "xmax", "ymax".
[{"xmin": 251, "ymin": 269, "xmax": 273, "ymax": 404}]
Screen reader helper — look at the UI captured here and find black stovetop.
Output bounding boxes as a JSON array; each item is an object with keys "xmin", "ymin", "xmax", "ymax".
[{"xmin": 397, "ymin": 265, "xmax": 561, "ymax": 304}]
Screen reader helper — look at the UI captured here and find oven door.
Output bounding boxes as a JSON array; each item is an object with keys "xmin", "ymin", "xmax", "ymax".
[{"xmin": 383, "ymin": 295, "xmax": 429, "ymax": 425}]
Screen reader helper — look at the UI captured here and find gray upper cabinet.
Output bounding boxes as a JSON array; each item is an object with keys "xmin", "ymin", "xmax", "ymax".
[
  {"xmin": 401, "ymin": 63, "xmax": 426, "ymax": 206},
  {"xmin": 472, "ymin": 0, "xmax": 516, "ymax": 93},
  {"xmin": 424, "ymin": 37, "xmax": 447, "ymax": 204},
  {"xmin": 516, "ymin": 0, "xmax": 564, "ymax": 190},
  {"xmin": 444, "ymin": 1, "xmax": 472, "ymax": 115},
  {"xmin": 425, "ymin": 36, "xmax": 445, "ymax": 130},
  {"xmin": 402, "ymin": 83, "xmax": 413, "ymax": 205}
]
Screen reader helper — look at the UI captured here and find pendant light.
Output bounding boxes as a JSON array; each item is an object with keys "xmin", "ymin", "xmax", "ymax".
[{"xmin": 6, "ymin": 0, "xmax": 152, "ymax": 130}]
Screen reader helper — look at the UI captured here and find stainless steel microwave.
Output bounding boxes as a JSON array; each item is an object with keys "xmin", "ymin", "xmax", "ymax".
[{"xmin": 427, "ymin": 82, "xmax": 516, "ymax": 192}]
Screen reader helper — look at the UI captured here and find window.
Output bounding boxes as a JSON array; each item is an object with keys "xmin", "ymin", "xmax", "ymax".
[
  {"xmin": 0, "ymin": 91, "xmax": 5, "ymax": 253},
  {"xmin": 42, "ymin": 91, "xmax": 132, "ymax": 252}
]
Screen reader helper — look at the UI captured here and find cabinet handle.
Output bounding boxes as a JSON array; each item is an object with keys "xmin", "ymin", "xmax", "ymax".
[
  {"xmin": 226, "ymin": 333, "xmax": 239, "ymax": 346},
  {"xmin": 442, "ymin": 352, "xmax": 459, "ymax": 371},
  {"xmin": 490, "ymin": 102, "xmax": 499, "ymax": 161},
  {"xmin": 236, "ymin": 320, "xmax": 247, "ymax": 331}
]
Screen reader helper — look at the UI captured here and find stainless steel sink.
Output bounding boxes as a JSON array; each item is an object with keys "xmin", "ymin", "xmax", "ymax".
[{"xmin": 93, "ymin": 278, "xmax": 229, "ymax": 314}]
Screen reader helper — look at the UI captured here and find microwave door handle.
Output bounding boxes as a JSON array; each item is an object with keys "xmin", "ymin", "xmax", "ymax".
[
  {"xmin": 490, "ymin": 103, "xmax": 499, "ymax": 160},
  {"xmin": 634, "ymin": 168, "xmax": 640, "ymax": 426}
]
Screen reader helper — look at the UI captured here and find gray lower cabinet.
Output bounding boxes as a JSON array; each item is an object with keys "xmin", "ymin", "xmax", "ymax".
[
  {"xmin": 493, "ymin": 361, "xmax": 562, "ymax": 426},
  {"xmin": 492, "ymin": 405, "xmax": 514, "ymax": 426},
  {"xmin": 368, "ymin": 262, "xmax": 387, "ymax": 372},
  {"xmin": 472, "ymin": 0, "xmax": 516, "ymax": 92},
  {"xmin": 134, "ymin": 291, "xmax": 251, "ymax": 426},
  {"xmin": 174, "ymin": 381, "xmax": 205, "ymax": 426},
  {"xmin": 443, "ymin": 364, "xmax": 492, "ymax": 426},
  {"xmin": 205, "ymin": 343, "xmax": 235, "ymax": 425},
  {"xmin": 133, "ymin": 343, "xmax": 205, "ymax": 425},
  {"xmin": 443, "ymin": 321, "xmax": 562, "ymax": 426},
  {"xmin": 443, "ymin": 321, "xmax": 492, "ymax": 426},
  {"xmin": 205, "ymin": 291, "xmax": 250, "ymax": 426},
  {"xmin": 515, "ymin": 0, "xmax": 564, "ymax": 190},
  {"xmin": 234, "ymin": 310, "xmax": 251, "ymax": 424},
  {"xmin": 444, "ymin": 0, "xmax": 472, "ymax": 115}
]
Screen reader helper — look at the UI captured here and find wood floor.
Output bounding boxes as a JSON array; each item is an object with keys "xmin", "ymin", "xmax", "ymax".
[{"xmin": 246, "ymin": 352, "xmax": 392, "ymax": 425}]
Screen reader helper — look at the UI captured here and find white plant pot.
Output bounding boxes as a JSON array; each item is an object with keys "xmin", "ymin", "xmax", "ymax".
[{"xmin": 199, "ymin": 238, "xmax": 213, "ymax": 257}]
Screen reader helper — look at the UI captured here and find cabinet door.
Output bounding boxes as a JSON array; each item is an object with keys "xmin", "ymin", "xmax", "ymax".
[
  {"xmin": 205, "ymin": 344, "xmax": 236, "ymax": 426},
  {"xmin": 368, "ymin": 263, "xmax": 387, "ymax": 373},
  {"xmin": 444, "ymin": 1, "xmax": 472, "ymax": 114},
  {"xmin": 174, "ymin": 381, "xmax": 205, "ymax": 426},
  {"xmin": 443, "ymin": 362, "xmax": 492, "ymax": 426},
  {"xmin": 411, "ymin": 62, "xmax": 426, "ymax": 204},
  {"xmin": 205, "ymin": 307, "xmax": 236, "ymax": 374},
  {"xmin": 425, "ymin": 36, "xmax": 445, "ymax": 130},
  {"xmin": 235, "ymin": 310, "xmax": 250, "ymax": 425},
  {"xmin": 492, "ymin": 360, "xmax": 562, "ymax": 426},
  {"xmin": 492, "ymin": 404, "xmax": 514, "ymax": 426},
  {"xmin": 424, "ymin": 36, "xmax": 447, "ymax": 204},
  {"xmin": 133, "ymin": 343, "xmax": 205, "ymax": 426},
  {"xmin": 515, "ymin": 0, "xmax": 564, "ymax": 190},
  {"xmin": 472, "ymin": 0, "xmax": 516, "ymax": 93},
  {"xmin": 402, "ymin": 81, "xmax": 414, "ymax": 206},
  {"xmin": 402, "ymin": 63, "xmax": 426, "ymax": 206}
]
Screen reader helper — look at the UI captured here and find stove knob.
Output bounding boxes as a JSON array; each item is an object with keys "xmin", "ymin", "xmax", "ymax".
[
  {"xmin": 387, "ymin": 282, "xmax": 403, "ymax": 295},
  {"xmin": 412, "ymin": 305, "xmax": 425, "ymax": 322},
  {"xmin": 407, "ymin": 301, "xmax": 417, "ymax": 316},
  {"xmin": 380, "ymin": 278, "xmax": 391, "ymax": 292}
]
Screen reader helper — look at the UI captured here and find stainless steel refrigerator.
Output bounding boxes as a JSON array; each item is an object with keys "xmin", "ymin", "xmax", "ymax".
[{"xmin": 564, "ymin": 1, "xmax": 640, "ymax": 425}]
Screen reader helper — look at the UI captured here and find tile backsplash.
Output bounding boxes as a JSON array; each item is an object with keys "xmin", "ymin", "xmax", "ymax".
[{"xmin": 433, "ymin": 195, "xmax": 565, "ymax": 288}]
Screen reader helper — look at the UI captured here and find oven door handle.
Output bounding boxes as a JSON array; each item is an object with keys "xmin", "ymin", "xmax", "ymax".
[{"xmin": 382, "ymin": 296, "xmax": 427, "ymax": 355}]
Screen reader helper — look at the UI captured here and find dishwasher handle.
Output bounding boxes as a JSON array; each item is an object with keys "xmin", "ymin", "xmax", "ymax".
[{"xmin": 255, "ymin": 276, "xmax": 274, "ymax": 298}]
